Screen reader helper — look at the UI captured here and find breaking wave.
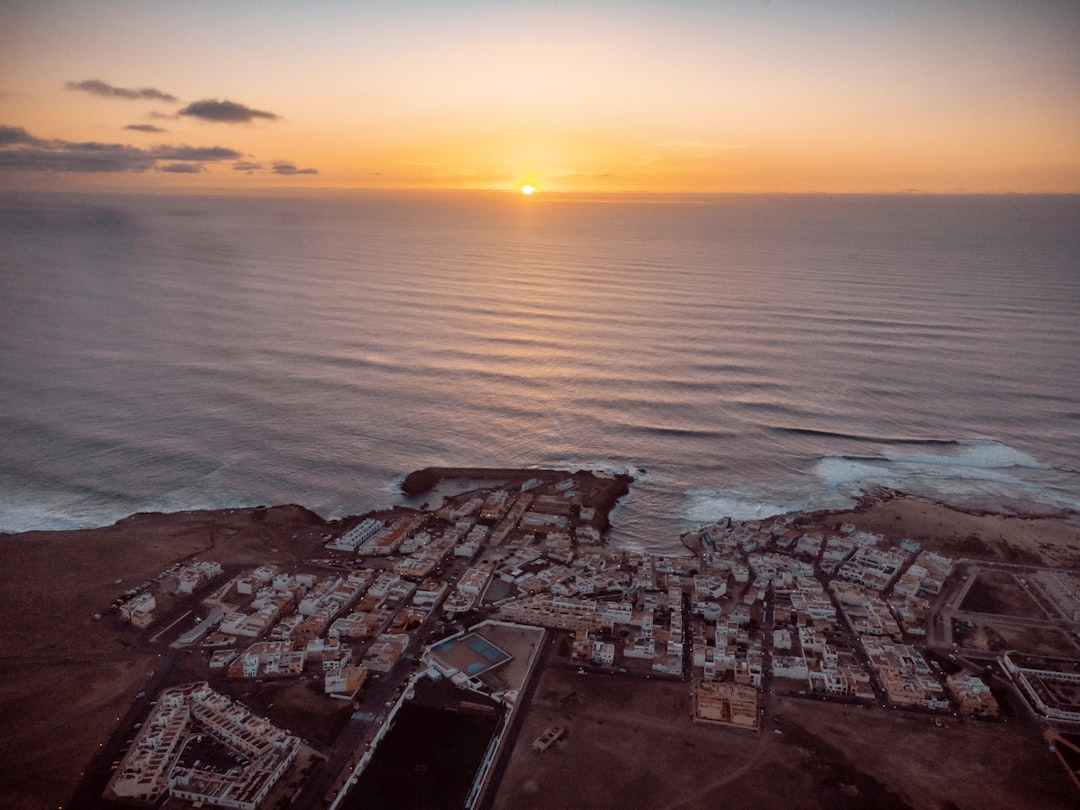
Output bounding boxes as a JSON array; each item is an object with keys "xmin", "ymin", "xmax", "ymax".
[{"xmin": 683, "ymin": 440, "xmax": 1080, "ymax": 529}]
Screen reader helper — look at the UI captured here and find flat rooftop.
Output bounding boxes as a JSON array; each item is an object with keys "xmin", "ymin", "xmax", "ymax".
[{"xmin": 429, "ymin": 631, "xmax": 512, "ymax": 678}]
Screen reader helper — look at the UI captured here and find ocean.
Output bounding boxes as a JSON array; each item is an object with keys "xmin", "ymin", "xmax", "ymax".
[{"xmin": 1, "ymin": 191, "xmax": 1078, "ymax": 553}]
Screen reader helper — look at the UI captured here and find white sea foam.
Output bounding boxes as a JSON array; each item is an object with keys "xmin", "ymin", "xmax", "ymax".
[
  {"xmin": 0, "ymin": 468, "xmax": 256, "ymax": 535},
  {"xmin": 812, "ymin": 440, "xmax": 1080, "ymax": 512},
  {"xmin": 0, "ymin": 487, "xmax": 127, "ymax": 533},
  {"xmin": 683, "ymin": 485, "xmax": 855, "ymax": 526},
  {"xmin": 545, "ymin": 457, "xmax": 651, "ymax": 480},
  {"xmin": 683, "ymin": 441, "xmax": 1080, "ymax": 528},
  {"xmin": 813, "ymin": 457, "xmax": 891, "ymax": 488},
  {"xmin": 154, "ymin": 467, "xmax": 252, "ymax": 514},
  {"xmin": 881, "ymin": 439, "xmax": 1050, "ymax": 471}
]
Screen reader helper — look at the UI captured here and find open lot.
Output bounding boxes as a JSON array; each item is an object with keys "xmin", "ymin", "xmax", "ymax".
[
  {"xmin": 960, "ymin": 570, "xmax": 1046, "ymax": 617},
  {"xmin": 962, "ymin": 622, "xmax": 1079, "ymax": 657},
  {"xmin": 230, "ymin": 677, "xmax": 354, "ymax": 746},
  {"xmin": 491, "ymin": 666, "xmax": 1076, "ymax": 810},
  {"xmin": 0, "ymin": 505, "xmax": 328, "ymax": 810},
  {"xmin": 817, "ymin": 496, "xmax": 1080, "ymax": 569}
]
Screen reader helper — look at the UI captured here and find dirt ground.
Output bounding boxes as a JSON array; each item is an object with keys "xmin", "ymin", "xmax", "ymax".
[
  {"xmin": 960, "ymin": 570, "xmax": 1046, "ymax": 617},
  {"xmin": 0, "ymin": 504, "xmax": 329, "ymax": 810},
  {"xmin": 814, "ymin": 496, "xmax": 1080, "ymax": 568},
  {"xmin": 491, "ymin": 667, "xmax": 1077, "ymax": 810},
  {"xmin": 0, "ymin": 658, "xmax": 145, "ymax": 810},
  {"xmin": 964, "ymin": 622, "xmax": 1079, "ymax": 657},
  {"xmin": 229, "ymin": 676, "xmax": 354, "ymax": 746}
]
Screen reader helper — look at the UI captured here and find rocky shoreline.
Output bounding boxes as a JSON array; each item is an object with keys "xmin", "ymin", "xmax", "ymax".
[{"xmin": 401, "ymin": 466, "xmax": 633, "ymax": 532}]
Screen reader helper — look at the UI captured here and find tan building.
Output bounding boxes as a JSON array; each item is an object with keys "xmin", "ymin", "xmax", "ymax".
[
  {"xmin": 947, "ymin": 673, "xmax": 999, "ymax": 717},
  {"xmin": 693, "ymin": 680, "xmax": 760, "ymax": 731},
  {"xmin": 498, "ymin": 594, "xmax": 603, "ymax": 632},
  {"xmin": 325, "ymin": 662, "xmax": 368, "ymax": 695}
]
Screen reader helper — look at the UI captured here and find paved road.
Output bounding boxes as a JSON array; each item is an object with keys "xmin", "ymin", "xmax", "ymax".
[
  {"xmin": 67, "ymin": 647, "xmax": 183, "ymax": 809},
  {"xmin": 295, "ymin": 578, "xmax": 466, "ymax": 809},
  {"xmin": 475, "ymin": 630, "xmax": 555, "ymax": 810}
]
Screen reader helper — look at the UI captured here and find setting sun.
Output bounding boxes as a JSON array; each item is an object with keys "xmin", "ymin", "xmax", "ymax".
[{"xmin": 0, "ymin": 2, "xmax": 1077, "ymax": 194}]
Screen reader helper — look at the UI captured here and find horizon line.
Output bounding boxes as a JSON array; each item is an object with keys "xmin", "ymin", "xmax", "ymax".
[{"xmin": 3, "ymin": 186, "xmax": 1079, "ymax": 199}]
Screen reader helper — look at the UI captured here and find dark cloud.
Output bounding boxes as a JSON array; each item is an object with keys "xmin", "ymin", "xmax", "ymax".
[
  {"xmin": 152, "ymin": 145, "xmax": 243, "ymax": 161},
  {"xmin": 0, "ymin": 140, "xmax": 156, "ymax": 173},
  {"xmin": 67, "ymin": 79, "xmax": 177, "ymax": 103},
  {"xmin": 124, "ymin": 124, "xmax": 168, "ymax": 133},
  {"xmin": 147, "ymin": 111, "xmax": 179, "ymax": 120},
  {"xmin": 0, "ymin": 125, "xmax": 245, "ymax": 174},
  {"xmin": 230, "ymin": 160, "xmax": 317, "ymax": 175},
  {"xmin": 271, "ymin": 162, "xmax": 317, "ymax": 175},
  {"xmin": 3, "ymin": 125, "xmax": 313, "ymax": 179},
  {"xmin": 0, "ymin": 125, "xmax": 44, "ymax": 146},
  {"xmin": 158, "ymin": 163, "xmax": 204, "ymax": 174},
  {"xmin": 178, "ymin": 99, "xmax": 279, "ymax": 123}
]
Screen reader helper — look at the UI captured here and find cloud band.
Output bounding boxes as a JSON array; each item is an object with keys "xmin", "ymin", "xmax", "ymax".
[{"xmin": 66, "ymin": 79, "xmax": 177, "ymax": 103}]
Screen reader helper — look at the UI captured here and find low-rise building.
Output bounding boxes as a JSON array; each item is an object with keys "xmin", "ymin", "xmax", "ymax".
[
  {"xmin": 324, "ymin": 661, "xmax": 368, "ymax": 695},
  {"xmin": 947, "ymin": 673, "xmax": 999, "ymax": 716},
  {"xmin": 107, "ymin": 682, "xmax": 300, "ymax": 810},
  {"xmin": 458, "ymin": 567, "xmax": 491, "ymax": 597},
  {"xmin": 693, "ymin": 680, "xmax": 759, "ymax": 731}
]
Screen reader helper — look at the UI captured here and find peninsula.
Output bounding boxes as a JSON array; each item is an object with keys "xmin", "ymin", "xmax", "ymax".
[{"xmin": 1, "ymin": 468, "xmax": 1079, "ymax": 810}]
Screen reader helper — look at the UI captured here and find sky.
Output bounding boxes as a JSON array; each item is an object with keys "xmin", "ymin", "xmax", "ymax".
[{"xmin": 1, "ymin": 0, "xmax": 1078, "ymax": 194}]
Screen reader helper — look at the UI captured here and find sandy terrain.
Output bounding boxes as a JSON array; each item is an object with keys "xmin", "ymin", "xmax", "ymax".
[
  {"xmin": 491, "ymin": 667, "xmax": 1076, "ymax": 810},
  {"xmin": 0, "ymin": 504, "xmax": 329, "ymax": 810},
  {"xmin": 810, "ymin": 491, "xmax": 1080, "ymax": 568}
]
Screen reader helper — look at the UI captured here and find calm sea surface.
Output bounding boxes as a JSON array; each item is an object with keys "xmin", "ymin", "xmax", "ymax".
[{"xmin": 2, "ymin": 191, "xmax": 1078, "ymax": 552}]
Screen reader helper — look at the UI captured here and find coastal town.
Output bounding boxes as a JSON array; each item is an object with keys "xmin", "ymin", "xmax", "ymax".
[{"xmin": 7, "ymin": 468, "xmax": 1080, "ymax": 809}]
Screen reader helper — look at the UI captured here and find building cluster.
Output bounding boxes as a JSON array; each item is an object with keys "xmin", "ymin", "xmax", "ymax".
[
  {"xmin": 106, "ymin": 471, "xmax": 1080, "ymax": 810},
  {"xmin": 136, "ymin": 479, "xmax": 1009, "ymax": 728},
  {"xmin": 200, "ymin": 563, "xmax": 429, "ymax": 697},
  {"xmin": 114, "ymin": 474, "xmax": 1029, "ymax": 810},
  {"xmin": 948, "ymin": 671, "xmax": 1002, "ymax": 717},
  {"xmin": 172, "ymin": 479, "xmax": 618, "ymax": 706},
  {"xmin": 114, "ymin": 560, "xmax": 224, "ymax": 628},
  {"xmin": 1002, "ymin": 652, "xmax": 1080, "ymax": 722},
  {"xmin": 178, "ymin": 561, "xmax": 226, "ymax": 594},
  {"xmin": 107, "ymin": 682, "xmax": 299, "ymax": 810},
  {"xmin": 486, "ymin": 510, "xmax": 996, "ymax": 716}
]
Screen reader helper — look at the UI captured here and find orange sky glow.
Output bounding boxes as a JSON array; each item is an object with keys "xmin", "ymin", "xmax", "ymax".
[{"xmin": 1, "ymin": 1, "xmax": 1078, "ymax": 194}]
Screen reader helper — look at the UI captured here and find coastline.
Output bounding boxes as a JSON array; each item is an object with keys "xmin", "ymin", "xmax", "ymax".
[
  {"xmin": 2, "ymin": 472, "xmax": 1079, "ymax": 809},
  {"xmin": 682, "ymin": 485, "xmax": 1080, "ymax": 566},
  {"xmin": 401, "ymin": 466, "xmax": 633, "ymax": 533}
]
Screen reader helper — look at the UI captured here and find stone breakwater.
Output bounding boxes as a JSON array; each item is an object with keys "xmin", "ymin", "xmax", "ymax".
[{"xmin": 401, "ymin": 467, "xmax": 633, "ymax": 533}]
